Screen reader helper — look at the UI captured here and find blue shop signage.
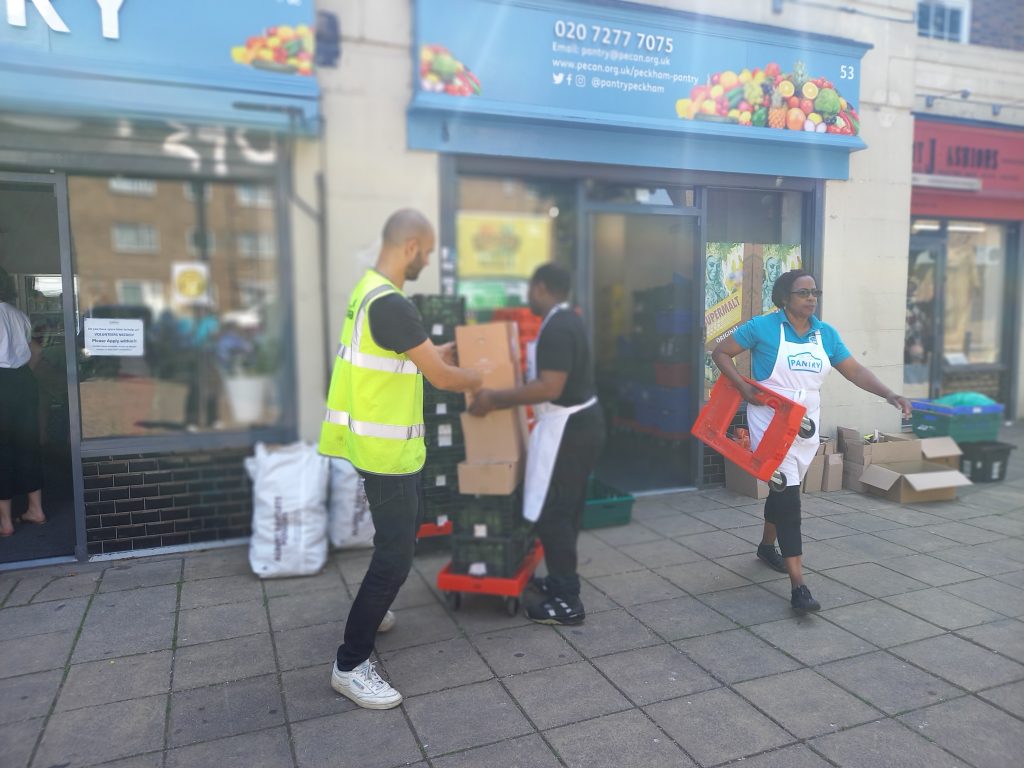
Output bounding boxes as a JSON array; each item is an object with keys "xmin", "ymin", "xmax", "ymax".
[
  {"xmin": 1, "ymin": 0, "xmax": 319, "ymax": 130},
  {"xmin": 409, "ymin": 0, "xmax": 871, "ymax": 179}
]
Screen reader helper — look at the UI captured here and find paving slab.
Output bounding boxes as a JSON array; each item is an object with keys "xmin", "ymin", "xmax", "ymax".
[
  {"xmin": 811, "ymin": 718, "xmax": 970, "ymax": 768},
  {"xmin": 728, "ymin": 743, "xmax": 833, "ymax": 768},
  {"xmin": 165, "ymin": 726, "xmax": 294, "ymax": 768},
  {"xmin": 977, "ymin": 679, "xmax": 1024, "ymax": 719},
  {"xmin": 712, "ymin": 552, "xmax": 790, "ymax": 583},
  {"xmin": 262, "ymin": 568, "xmax": 343, "ymax": 598},
  {"xmin": 826, "ymin": 533, "xmax": 917, "ymax": 562},
  {"xmin": 627, "ymin": 595, "xmax": 737, "ymax": 640},
  {"xmin": 101, "ymin": 559, "xmax": 183, "ymax": 592},
  {"xmin": 900, "ymin": 696, "xmax": 1024, "ymax": 768},
  {"xmin": 816, "ymin": 650, "xmax": 961, "ymax": 715},
  {"xmin": 620, "ymin": 538, "xmax": 703, "ymax": 568},
  {"xmin": 291, "ymin": 707, "xmax": 422, "ymax": 768},
  {"xmin": 645, "ymin": 686, "xmax": 794, "ymax": 766},
  {"xmin": 34, "ymin": 694, "xmax": 166, "ymax": 768},
  {"xmin": 30, "ymin": 572, "xmax": 101, "ymax": 602},
  {"xmin": 956, "ymin": 618, "xmax": 1024, "ymax": 663},
  {"xmin": 179, "ymin": 573, "xmax": 263, "ymax": 610},
  {"xmin": 374, "ymin": 604, "xmax": 460, "ymax": 652},
  {"xmin": 181, "ymin": 547, "xmax": 251, "ymax": 581},
  {"xmin": 891, "ymin": 634, "xmax": 1024, "ymax": 691},
  {"xmin": 676, "ymin": 628, "xmax": 802, "ymax": 684},
  {"xmin": 820, "ymin": 562, "xmax": 931, "ymax": 598},
  {"xmin": 735, "ymin": 668, "xmax": 882, "ymax": 738},
  {"xmin": 0, "ymin": 716, "xmax": 44, "ymax": 768},
  {"xmin": 556, "ymin": 607, "xmax": 660, "ymax": 658},
  {"xmin": 58, "ymin": 650, "xmax": 172, "ymax": 711},
  {"xmin": 824, "ymin": 511, "xmax": 904, "ymax": 533},
  {"xmin": 800, "ymin": 517, "xmax": 858, "ymax": 540},
  {"xmin": 931, "ymin": 544, "xmax": 1023, "ymax": 576},
  {"xmin": 177, "ymin": 598, "xmax": 269, "ymax": 646},
  {"xmin": 968, "ymin": 514, "xmax": 1024, "ymax": 537},
  {"xmin": 168, "ymin": 673, "xmax": 284, "ymax": 747},
  {"xmin": 473, "ymin": 623, "xmax": 581, "ymax": 676},
  {"xmin": 173, "ymin": 632, "xmax": 276, "ymax": 690},
  {"xmin": 590, "ymin": 521, "xmax": 663, "ymax": 547},
  {"xmin": 884, "ymin": 587, "xmax": 1004, "ymax": 630},
  {"xmin": 640, "ymin": 514, "xmax": 716, "ymax": 539},
  {"xmin": 588, "ymin": 569, "xmax": 685, "ymax": 607},
  {"xmin": 0, "ymin": 596, "xmax": 90, "ymax": 640},
  {"xmin": 882, "ymin": 553, "xmax": 985, "ymax": 587},
  {"xmin": 926, "ymin": 521, "xmax": 1007, "ymax": 545},
  {"xmin": 675, "ymin": 530, "xmax": 754, "ymax": 559},
  {"xmin": 432, "ymin": 733, "xmax": 561, "ymax": 768},
  {"xmin": 759, "ymin": 573, "xmax": 872, "ymax": 610},
  {"xmin": 504, "ymin": 660, "xmax": 632, "ymax": 729},
  {"xmin": 544, "ymin": 709, "xmax": 694, "ymax": 768},
  {"xmin": 280, "ymin": 662, "xmax": 357, "ymax": 723},
  {"xmin": 577, "ymin": 542, "xmax": 648, "ymax": 578},
  {"xmin": 0, "ymin": 629, "xmax": 75, "ymax": 678},
  {"xmin": 655, "ymin": 560, "xmax": 749, "ymax": 595},
  {"xmin": 821, "ymin": 600, "xmax": 945, "ymax": 647},
  {"xmin": 0, "ymin": 668, "xmax": 61, "ymax": 725},
  {"xmin": 378, "ymin": 636, "xmax": 493, "ymax": 697},
  {"xmin": 698, "ymin": 584, "xmax": 795, "ymax": 626},
  {"xmin": 404, "ymin": 679, "xmax": 533, "ymax": 757},
  {"xmin": 274, "ymin": 621, "xmax": 339, "ymax": 671},
  {"xmin": 685, "ymin": 504, "xmax": 763, "ymax": 529},
  {"xmin": 592, "ymin": 644, "xmax": 718, "ymax": 706},
  {"xmin": 751, "ymin": 616, "xmax": 877, "ymax": 666},
  {"xmin": 943, "ymin": 577, "xmax": 1024, "ymax": 616}
]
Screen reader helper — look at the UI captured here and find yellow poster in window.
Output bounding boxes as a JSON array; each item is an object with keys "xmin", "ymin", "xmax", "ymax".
[{"xmin": 456, "ymin": 213, "xmax": 551, "ymax": 278}]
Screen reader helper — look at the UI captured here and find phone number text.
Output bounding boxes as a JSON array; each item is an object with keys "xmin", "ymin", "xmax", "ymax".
[{"xmin": 554, "ymin": 20, "xmax": 674, "ymax": 53}]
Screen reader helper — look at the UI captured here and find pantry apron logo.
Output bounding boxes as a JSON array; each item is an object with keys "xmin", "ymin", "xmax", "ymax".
[
  {"xmin": 6, "ymin": 0, "xmax": 127, "ymax": 40},
  {"xmin": 787, "ymin": 351, "xmax": 823, "ymax": 373}
]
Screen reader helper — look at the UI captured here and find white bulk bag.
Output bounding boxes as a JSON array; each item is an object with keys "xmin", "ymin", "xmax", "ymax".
[
  {"xmin": 327, "ymin": 458, "xmax": 376, "ymax": 549},
  {"xmin": 246, "ymin": 442, "xmax": 329, "ymax": 578}
]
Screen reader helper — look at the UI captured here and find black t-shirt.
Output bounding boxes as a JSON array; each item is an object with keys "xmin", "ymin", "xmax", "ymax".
[
  {"xmin": 535, "ymin": 309, "xmax": 596, "ymax": 407},
  {"xmin": 368, "ymin": 294, "xmax": 428, "ymax": 354}
]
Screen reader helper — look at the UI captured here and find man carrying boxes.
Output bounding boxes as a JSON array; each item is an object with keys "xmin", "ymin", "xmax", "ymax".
[
  {"xmin": 319, "ymin": 209, "xmax": 481, "ymax": 710},
  {"xmin": 468, "ymin": 264, "xmax": 604, "ymax": 625}
]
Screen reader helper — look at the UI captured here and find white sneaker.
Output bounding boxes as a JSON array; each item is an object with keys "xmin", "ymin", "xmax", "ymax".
[
  {"xmin": 378, "ymin": 610, "xmax": 396, "ymax": 633},
  {"xmin": 331, "ymin": 659, "xmax": 403, "ymax": 709}
]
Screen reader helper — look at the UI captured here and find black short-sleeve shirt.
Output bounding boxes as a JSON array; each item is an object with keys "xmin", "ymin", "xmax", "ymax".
[
  {"xmin": 368, "ymin": 294, "xmax": 428, "ymax": 354},
  {"xmin": 535, "ymin": 309, "xmax": 596, "ymax": 407}
]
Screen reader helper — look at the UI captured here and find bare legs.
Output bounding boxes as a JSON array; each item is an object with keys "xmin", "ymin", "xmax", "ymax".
[{"xmin": 23, "ymin": 489, "xmax": 46, "ymax": 524}]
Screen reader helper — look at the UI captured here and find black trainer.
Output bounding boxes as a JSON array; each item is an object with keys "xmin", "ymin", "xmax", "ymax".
[
  {"xmin": 526, "ymin": 576, "xmax": 551, "ymax": 596},
  {"xmin": 791, "ymin": 585, "xmax": 821, "ymax": 613},
  {"xmin": 525, "ymin": 595, "xmax": 585, "ymax": 625},
  {"xmin": 757, "ymin": 544, "xmax": 787, "ymax": 574}
]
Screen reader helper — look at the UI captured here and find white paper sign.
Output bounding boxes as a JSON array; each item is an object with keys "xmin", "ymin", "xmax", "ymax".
[{"xmin": 84, "ymin": 318, "xmax": 145, "ymax": 357}]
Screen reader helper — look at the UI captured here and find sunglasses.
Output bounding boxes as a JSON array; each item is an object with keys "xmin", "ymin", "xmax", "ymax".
[{"xmin": 790, "ymin": 289, "xmax": 823, "ymax": 299}]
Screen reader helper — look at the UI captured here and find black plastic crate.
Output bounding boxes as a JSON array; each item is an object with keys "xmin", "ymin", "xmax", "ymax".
[
  {"xmin": 424, "ymin": 383, "xmax": 466, "ymax": 416},
  {"xmin": 422, "ymin": 484, "xmax": 460, "ymax": 514},
  {"xmin": 412, "ymin": 295, "xmax": 466, "ymax": 326},
  {"xmin": 424, "ymin": 418, "xmax": 464, "ymax": 450},
  {"xmin": 453, "ymin": 490, "xmax": 526, "ymax": 538},
  {"xmin": 959, "ymin": 441, "xmax": 1016, "ymax": 483},
  {"xmin": 450, "ymin": 534, "xmax": 533, "ymax": 578}
]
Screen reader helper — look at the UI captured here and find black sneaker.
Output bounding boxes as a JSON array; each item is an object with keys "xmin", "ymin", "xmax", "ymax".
[
  {"xmin": 526, "ymin": 576, "xmax": 551, "ymax": 596},
  {"xmin": 525, "ymin": 595, "xmax": 585, "ymax": 625},
  {"xmin": 791, "ymin": 585, "xmax": 821, "ymax": 613},
  {"xmin": 757, "ymin": 544, "xmax": 787, "ymax": 574}
]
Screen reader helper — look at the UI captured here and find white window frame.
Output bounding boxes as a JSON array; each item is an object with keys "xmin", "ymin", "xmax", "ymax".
[
  {"xmin": 108, "ymin": 177, "xmax": 157, "ymax": 196},
  {"xmin": 235, "ymin": 230, "xmax": 276, "ymax": 259},
  {"xmin": 186, "ymin": 228, "xmax": 217, "ymax": 256},
  {"xmin": 918, "ymin": 0, "xmax": 972, "ymax": 44},
  {"xmin": 115, "ymin": 279, "xmax": 167, "ymax": 313},
  {"xmin": 235, "ymin": 184, "xmax": 274, "ymax": 208},
  {"xmin": 111, "ymin": 223, "xmax": 160, "ymax": 254}
]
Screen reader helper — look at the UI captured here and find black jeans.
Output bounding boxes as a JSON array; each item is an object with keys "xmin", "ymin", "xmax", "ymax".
[
  {"xmin": 336, "ymin": 470, "xmax": 424, "ymax": 671},
  {"xmin": 535, "ymin": 407, "xmax": 606, "ymax": 600},
  {"xmin": 0, "ymin": 366, "xmax": 42, "ymax": 500}
]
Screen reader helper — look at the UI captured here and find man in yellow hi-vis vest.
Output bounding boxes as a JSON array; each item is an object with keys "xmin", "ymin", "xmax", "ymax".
[{"xmin": 322, "ymin": 209, "xmax": 480, "ymax": 710}]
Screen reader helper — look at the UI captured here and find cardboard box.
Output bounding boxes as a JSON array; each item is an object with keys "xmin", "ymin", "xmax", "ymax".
[
  {"xmin": 823, "ymin": 454, "xmax": 844, "ymax": 492},
  {"xmin": 458, "ymin": 460, "xmax": 522, "ymax": 495},
  {"xmin": 802, "ymin": 454, "xmax": 825, "ymax": 492},
  {"xmin": 837, "ymin": 427, "xmax": 922, "ymax": 466},
  {"xmin": 820, "ymin": 437, "xmax": 836, "ymax": 456},
  {"xmin": 456, "ymin": 322, "xmax": 519, "ymax": 369},
  {"xmin": 884, "ymin": 433, "xmax": 964, "ymax": 470},
  {"xmin": 857, "ymin": 461, "xmax": 972, "ymax": 504},
  {"xmin": 725, "ymin": 458, "xmax": 769, "ymax": 499},
  {"xmin": 460, "ymin": 410, "xmax": 526, "ymax": 462}
]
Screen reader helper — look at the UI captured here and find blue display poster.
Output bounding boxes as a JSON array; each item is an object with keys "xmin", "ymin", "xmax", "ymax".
[
  {"xmin": 410, "ymin": 0, "xmax": 871, "ymax": 177},
  {"xmin": 1, "ymin": 0, "xmax": 319, "ymax": 129}
]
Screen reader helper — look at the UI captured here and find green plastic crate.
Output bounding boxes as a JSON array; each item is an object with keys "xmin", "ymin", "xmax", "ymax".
[
  {"xmin": 910, "ymin": 399, "xmax": 1004, "ymax": 443},
  {"xmin": 582, "ymin": 478, "xmax": 634, "ymax": 529}
]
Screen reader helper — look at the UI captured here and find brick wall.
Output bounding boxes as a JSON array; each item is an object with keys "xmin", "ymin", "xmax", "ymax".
[
  {"xmin": 971, "ymin": 0, "xmax": 1024, "ymax": 51},
  {"xmin": 84, "ymin": 449, "xmax": 252, "ymax": 556}
]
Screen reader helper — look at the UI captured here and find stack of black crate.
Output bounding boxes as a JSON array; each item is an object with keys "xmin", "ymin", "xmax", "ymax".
[
  {"xmin": 450, "ymin": 488, "xmax": 531, "ymax": 579},
  {"xmin": 413, "ymin": 295, "xmax": 468, "ymax": 531}
]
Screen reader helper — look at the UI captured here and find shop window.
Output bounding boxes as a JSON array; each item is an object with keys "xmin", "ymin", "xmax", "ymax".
[
  {"xmin": 236, "ymin": 184, "xmax": 274, "ymax": 208},
  {"xmin": 111, "ymin": 223, "xmax": 160, "ymax": 254},
  {"xmin": 108, "ymin": 177, "xmax": 157, "ymax": 196},
  {"xmin": 70, "ymin": 177, "xmax": 285, "ymax": 438},
  {"xmin": 943, "ymin": 221, "xmax": 1005, "ymax": 365},
  {"xmin": 586, "ymin": 182, "xmax": 694, "ymax": 208},
  {"xmin": 455, "ymin": 175, "xmax": 577, "ymax": 318},
  {"xmin": 917, "ymin": 1, "xmax": 971, "ymax": 43}
]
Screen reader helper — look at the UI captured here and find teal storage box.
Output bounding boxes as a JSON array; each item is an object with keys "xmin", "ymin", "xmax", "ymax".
[
  {"xmin": 910, "ymin": 399, "xmax": 1004, "ymax": 443},
  {"xmin": 582, "ymin": 479, "xmax": 634, "ymax": 529}
]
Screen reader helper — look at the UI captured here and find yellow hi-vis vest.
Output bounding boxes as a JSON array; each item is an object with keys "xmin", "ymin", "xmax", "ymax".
[{"xmin": 318, "ymin": 270, "xmax": 425, "ymax": 475}]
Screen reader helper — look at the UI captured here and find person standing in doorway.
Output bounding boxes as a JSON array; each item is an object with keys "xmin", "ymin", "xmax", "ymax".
[
  {"xmin": 713, "ymin": 270, "xmax": 911, "ymax": 613},
  {"xmin": 0, "ymin": 268, "xmax": 46, "ymax": 536},
  {"xmin": 319, "ymin": 209, "xmax": 481, "ymax": 709},
  {"xmin": 469, "ymin": 263, "xmax": 605, "ymax": 625}
]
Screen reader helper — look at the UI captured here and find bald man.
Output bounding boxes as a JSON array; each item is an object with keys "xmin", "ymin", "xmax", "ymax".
[{"xmin": 321, "ymin": 209, "xmax": 481, "ymax": 709}]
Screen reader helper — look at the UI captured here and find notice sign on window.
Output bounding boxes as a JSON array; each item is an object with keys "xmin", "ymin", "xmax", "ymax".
[{"xmin": 84, "ymin": 318, "xmax": 145, "ymax": 357}]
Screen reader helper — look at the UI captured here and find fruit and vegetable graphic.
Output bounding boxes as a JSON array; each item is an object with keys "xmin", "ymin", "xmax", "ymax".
[
  {"xmin": 231, "ymin": 24, "xmax": 314, "ymax": 77},
  {"xmin": 420, "ymin": 44, "xmax": 481, "ymax": 96},
  {"xmin": 674, "ymin": 61, "xmax": 860, "ymax": 136}
]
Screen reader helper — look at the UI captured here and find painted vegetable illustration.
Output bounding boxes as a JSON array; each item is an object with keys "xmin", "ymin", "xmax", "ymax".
[
  {"xmin": 420, "ymin": 44, "xmax": 481, "ymax": 96},
  {"xmin": 673, "ymin": 61, "xmax": 860, "ymax": 136},
  {"xmin": 231, "ymin": 25, "xmax": 314, "ymax": 77}
]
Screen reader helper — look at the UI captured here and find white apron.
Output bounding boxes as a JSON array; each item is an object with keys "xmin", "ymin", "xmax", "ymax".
[
  {"xmin": 522, "ymin": 304, "xmax": 598, "ymax": 522},
  {"xmin": 746, "ymin": 323, "xmax": 831, "ymax": 487}
]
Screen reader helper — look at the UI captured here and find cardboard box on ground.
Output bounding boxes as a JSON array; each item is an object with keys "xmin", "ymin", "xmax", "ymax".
[
  {"xmin": 456, "ymin": 322, "xmax": 528, "ymax": 495},
  {"xmin": 725, "ymin": 437, "xmax": 844, "ymax": 499},
  {"xmin": 837, "ymin": 428, "xmax": 970, "ymax": 503}
]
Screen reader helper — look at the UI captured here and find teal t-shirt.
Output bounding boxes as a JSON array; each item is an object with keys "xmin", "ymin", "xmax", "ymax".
[{"xmin": 732, "ymin": 311, "xmax": 851, "ymax": 382}]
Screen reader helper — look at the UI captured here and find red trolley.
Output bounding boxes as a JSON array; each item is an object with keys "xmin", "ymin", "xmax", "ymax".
[{"xmin": 437, "ymin": 541, "xmax": 545, "ymax": 616}]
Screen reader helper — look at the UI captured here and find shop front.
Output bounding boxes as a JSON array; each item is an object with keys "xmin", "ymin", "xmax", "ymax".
[
  {"xmin": 908, "ymin": 118, "xmax": 1023, "ymax": 415},
  {"xmin": 409, "ymin": 0, "xmax": 869, "ymax": 492},
  {"xmin": 0, "ymin": 1, "xmax": 319, "ymax": 567}
]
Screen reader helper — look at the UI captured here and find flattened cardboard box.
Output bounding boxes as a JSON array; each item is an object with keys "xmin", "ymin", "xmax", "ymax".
[
  {"xmin": 837, "ymin": 427, "xmax": 922, "ymax": 466},
  {"xmin": 823, "ymin": 453, "xmax": 844, "ymax": 492},
  {"xmin": 857, "ymin": 460, "xmax": 972, "ymax": 504},
  {"xmin": 458, "ymin": 460, "xmax": 522, "ymax": 495},
  {"xmin": 882, "ymin": 433, "xmax": 963, "ymax": 470},
  {"xmin": 725, "ymin": 458, "xmax": 769, "ymax": 499}
]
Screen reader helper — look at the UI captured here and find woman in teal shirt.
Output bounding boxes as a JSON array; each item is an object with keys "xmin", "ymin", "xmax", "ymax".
[{"xmin": 713, "ymin": 270, "xmax": 912, "ymax": 613}]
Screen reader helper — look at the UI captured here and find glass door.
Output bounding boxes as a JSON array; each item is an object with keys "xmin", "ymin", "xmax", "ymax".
[
  {"xmin": 588, "ymin": 199, "xmax": 699, "ymax": 492},
  {"xmin": 0, "ymin": 174, "xmax": 78, "ymax": 564},
  {"xmin": 905, "ymin": 237, "xmax": 942, "ymax": 400}
]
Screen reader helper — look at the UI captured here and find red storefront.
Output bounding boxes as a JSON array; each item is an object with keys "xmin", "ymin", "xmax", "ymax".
[{"xmin": 906, "ymin": 119, "xmax": 1023, "ymax": 411}]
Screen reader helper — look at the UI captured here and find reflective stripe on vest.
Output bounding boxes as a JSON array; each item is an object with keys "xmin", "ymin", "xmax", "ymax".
[
  {"xmin": 323, "ymin": 408, "xmax": 425, "ymax": 440},
  {"xmin": 336, "ymin": 343, "xmax": 419, "ymax": 375}
]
